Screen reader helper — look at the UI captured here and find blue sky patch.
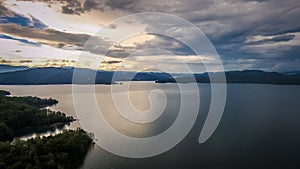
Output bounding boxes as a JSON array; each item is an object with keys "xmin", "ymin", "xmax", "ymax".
[
  {"xmin": 0, "ymin": 34, "xmax": 40, "ymax": 46},
  {"xmin": 0, "ymin": 14, "xmax": 47, "ymax": 29}
]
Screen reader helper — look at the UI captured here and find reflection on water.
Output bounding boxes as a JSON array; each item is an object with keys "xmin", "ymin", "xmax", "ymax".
[
  {"xmin": 18, "ymin": 128, "xmax": 67, "ymax": 140},
  {"xmin": 1, "ymin": 83, "xmax": 300, "ymax": 169}
]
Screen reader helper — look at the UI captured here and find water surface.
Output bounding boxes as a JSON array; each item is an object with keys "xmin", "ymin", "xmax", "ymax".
[{"xmin": 1, "ymin": 83, "xmax": 300, "ymax": 169}]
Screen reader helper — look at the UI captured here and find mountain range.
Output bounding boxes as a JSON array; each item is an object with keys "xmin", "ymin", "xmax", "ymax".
[{"xmin": 0, "ymin": 65, "xmax": 299, "ymax": 85}]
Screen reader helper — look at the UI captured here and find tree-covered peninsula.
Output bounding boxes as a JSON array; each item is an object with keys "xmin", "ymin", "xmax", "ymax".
[
  {"xmin": 0, "ymin": 90, "xmax": 93, "ymax": 169},
  {"xmin": 0, "ymin": 91, "xmax": 72, "ymax": 141}
]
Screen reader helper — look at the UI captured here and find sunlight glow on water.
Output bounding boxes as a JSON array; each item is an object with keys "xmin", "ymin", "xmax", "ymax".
[{"xmin": 1, "ymin": 83, "xmax": 300, "ymax": 168}]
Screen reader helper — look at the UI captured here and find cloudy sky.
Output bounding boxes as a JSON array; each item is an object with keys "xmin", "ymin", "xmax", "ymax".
[{"xmin": 0, "ymin": 0, "xmax": 299, "ymax": 72}]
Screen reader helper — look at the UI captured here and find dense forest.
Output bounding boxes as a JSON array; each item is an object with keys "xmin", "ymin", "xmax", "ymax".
[
  {"xmin": 0, "ymin": 91, "xmax": 73, "ymax": 141},
  {"xmin": 0, "ymin": 90, "xmax": 93, "ymax": 169},
  {"xmin": 0, "ymin": 129, "xmax": 92, "ymax": 169},
  {"xmin": 0, "ymin": 90, "xmax": 10, "ymax": 96}
]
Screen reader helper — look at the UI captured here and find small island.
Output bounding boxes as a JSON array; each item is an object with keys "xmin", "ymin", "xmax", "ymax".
[{"xmin": 0, "ymin": 90, "xmax": 92, "ymax": 169}]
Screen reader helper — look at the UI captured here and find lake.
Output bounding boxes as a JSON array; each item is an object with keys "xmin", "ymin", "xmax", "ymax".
[{"xmin": 1, "ymin": 82, "xmax": 300, "ymax": 169}]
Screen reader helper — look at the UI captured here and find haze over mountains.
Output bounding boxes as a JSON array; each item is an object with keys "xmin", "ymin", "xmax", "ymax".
[{"xmin": 0, "ymin": 65, "xmax": 299, "ymax": 85}]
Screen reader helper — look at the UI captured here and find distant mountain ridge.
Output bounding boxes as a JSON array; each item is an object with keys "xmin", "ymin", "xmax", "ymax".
[
  {"xmin": 0, "ymin": 65, "xmax": 299, "ymax": 85},
  {"xmin": 0, "ymin": 65, "xmax": 173, "ymax": 85},
  {"xmin": 156, "ymin": 70, "xmax": 300, "ymax": 85}
]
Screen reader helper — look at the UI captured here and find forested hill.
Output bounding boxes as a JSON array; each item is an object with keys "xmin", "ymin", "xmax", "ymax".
[{"xmin": 156, "ymin": 70, "xmax": 300, "ymax": 85}]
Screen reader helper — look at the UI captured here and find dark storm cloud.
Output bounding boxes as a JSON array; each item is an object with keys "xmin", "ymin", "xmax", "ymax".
[
  {"xmin": 246, "ymin": 34, "xmax": 295, "ymax": 46},
  {"xmin": 16, "ymin": 0, "xmax": 105, "ymax": 15},
  {"xmin": 83, "ymin": 0, "xmax": 104, "ymax": 12},
  {"xmin": 19, "ymin": 60, "xmax": 33, "ymax": 63},
  {"xmin": 0, "ymin": 24, "xmax": 91, "ymax": 46},
  {"xmin": 60, "ymin": 0, "xmax": 105, "ymax": 14},
  {"xmin": 102, "ymin": 60, "xmax": 122, "ymax": 64},
  {"xmin": 16, "ymin": 0, "xmax": 82, "ymax": 15},
  {"xmin": 112, "ymin": 0, "xmax": 300, "ymax": 71},
  {"xmin": 105, "ymin": 0, "xmax": 137, "ymax": 11},
  {"xmin": 0, "ymin": 24, "xmax": 117, "ymax": 55},
  {"xmin": 180, "ymin": 0, "xmax": 300, "ymax": 41},
  {"xmin": 61, "ymin": 0, "xmax": 84, "ymax": 15},
  {"xmin": 105, "ymin": 49, "xmax": 132, "ymax": 58}
]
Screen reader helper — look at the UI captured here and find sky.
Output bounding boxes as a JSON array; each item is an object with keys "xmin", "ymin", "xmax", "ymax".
[{"xmin": 0, "ymin": 0, "xmax": 299, "ymax": 73}]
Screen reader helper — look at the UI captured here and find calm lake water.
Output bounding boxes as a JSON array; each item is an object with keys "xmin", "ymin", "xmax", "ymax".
[{"xmin": 1, "ymin": 83, "xmax": 300, "ymax": 169}]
